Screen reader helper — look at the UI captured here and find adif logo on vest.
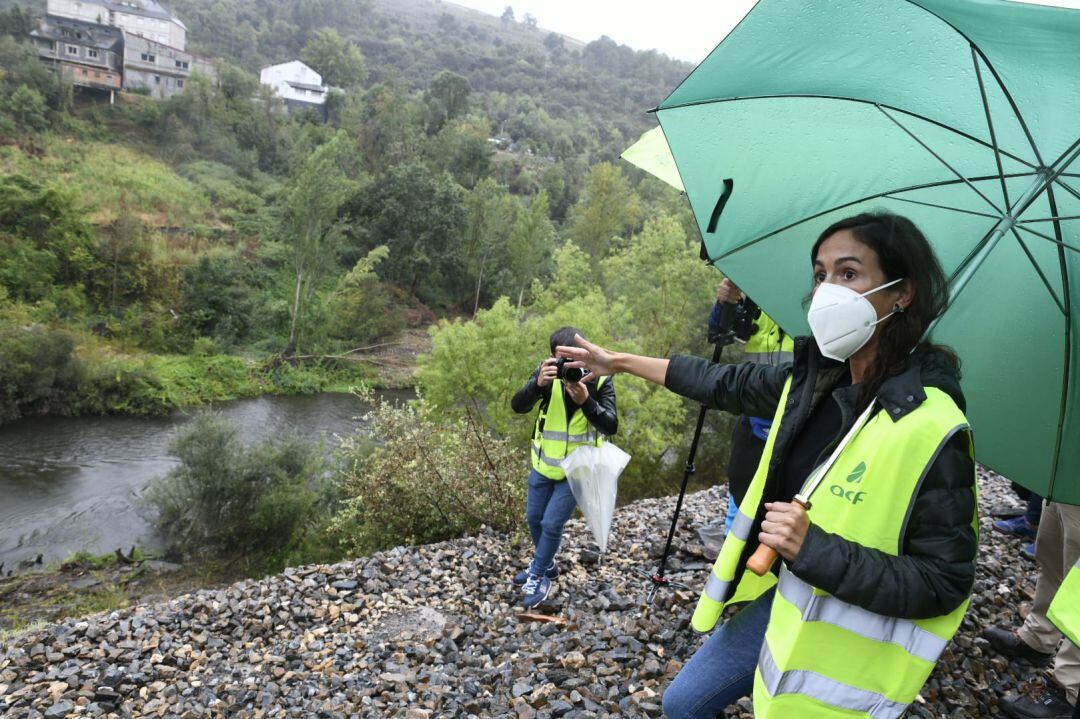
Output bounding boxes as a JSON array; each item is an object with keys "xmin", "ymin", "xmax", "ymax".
[{"xmin": 829, "ymin": 462, "xmax": 868, "ymax": 504}]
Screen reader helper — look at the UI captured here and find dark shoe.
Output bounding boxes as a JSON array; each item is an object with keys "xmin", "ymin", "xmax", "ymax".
[
  {"xmin": 521, "ymin": 573, "xmax": 551, "ymax": 609},
  {"xmin": 513, "ymin": 560, "xmax": 559, "ymax": 586},
  {"xmin": 990, "ymin": 505, "xmax": 1027, "ymax": 519},
  {"xmin": 982, "ymin": 626, "xmax": 1055, "ymax": 663},
  {"xmin": 994, "ymin": 516, "xmax": 1039, "ymax": 539},
  {"xmin": 1021, "ymin": 543, "xmax": 1037, "ymax": 562},
  {"xmin": 1001, "ymin": 677, "xmax": 1075, "ymax": 719}
]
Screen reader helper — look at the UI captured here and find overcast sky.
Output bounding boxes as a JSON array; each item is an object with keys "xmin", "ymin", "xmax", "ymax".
[{"xmin": 447, "ymin": 0, "xmax": 1080, "ymax": 64}]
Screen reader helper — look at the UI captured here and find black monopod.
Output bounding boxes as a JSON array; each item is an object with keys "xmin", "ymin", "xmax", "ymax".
[{"xmin": 636, "ymin": 302, "xmax": 738, "ymax": 602}]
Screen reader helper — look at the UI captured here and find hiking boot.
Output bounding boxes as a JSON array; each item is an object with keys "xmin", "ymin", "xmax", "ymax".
[
  {"xmin": 994, "ymin": 516, "xmax": 1039, "ymax": 539},
  {"xmin": 1001, "ymin": 677, "xmax": 1075, "ymax": 719},
  {"xmin": 1020, "ymin": 543, "xmax": 1037, "ymax": 562},
  {"xmin": 982, "ymin": 626, "xmax": 1055, "ymax": 663},
  {"xmin": 513, "ymin": 560, "xmax": 559, "ymax": 586},
  {"xmin": 521, "ymin": 573, "xmax": 551, "ymax": 609}
]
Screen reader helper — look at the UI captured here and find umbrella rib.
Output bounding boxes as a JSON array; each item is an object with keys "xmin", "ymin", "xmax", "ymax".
[
  {"xmin": 1020, "ymin": 216, "xmax": 1080, "ymax": 224},
  {"xmin": 904, "ymin": 0, "xmax": 1046, "ymax": 167},
  {"xmin": 1010, "ymin": 228, "xmax": 1066, "ymax": 315},
  {"xmin": 883, "ymin": 195, "xmax": 999, "ymax": 220},
  {"xmin": 657, "ymin": 94, "xmax": 1039, "ymax": 171},
  {"xmin": 1015, "ymin": 224, "xmax": 1080, "ymax": 255},
  {"xmin": 877, "ymin": 105, "xmax": 1004, "ymax": 215},
  {"xmin": 714, "ymin": 172, "xmax": 1039, "ymax": 261},
  {"xmin": 1053, "ymin": 178, "xmax": 1080, "ymax": 204},
  {"xmin": 1045, "ymin": 185, "xmax": 1072, "ymax": 497},
  {"xmin": 971, "ymin": 46, "xmax": 1012, "ymax": 211}
]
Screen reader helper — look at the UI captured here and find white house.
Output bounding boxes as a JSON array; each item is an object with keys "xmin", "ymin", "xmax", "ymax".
[
  {"xmin": 46, "ymin": 0, "xmax": 187, "ymax": 50},
  {"xmin": 260, "ymin": 60, "xmax": 329, "ymax": 115}
]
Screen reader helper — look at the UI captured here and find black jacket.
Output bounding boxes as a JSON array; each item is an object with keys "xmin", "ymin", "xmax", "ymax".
[
  {"xmin": 666, "ymin": 337, "xmax": 977, "ymax": 620},
  {"xmin": 511, "ymin": 366, "xmax": 618, "ymax": 436}
]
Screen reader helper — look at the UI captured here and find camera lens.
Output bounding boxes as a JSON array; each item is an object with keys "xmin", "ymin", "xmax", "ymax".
[{"xmin": 565, "ymin": 366, "xmax": 584, "ymax": 383}]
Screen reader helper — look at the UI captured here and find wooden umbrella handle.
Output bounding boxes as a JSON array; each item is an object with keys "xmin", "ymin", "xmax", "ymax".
[{"xmin": 746, "ymin": 497, "xmax": 809, "ymax": 577}]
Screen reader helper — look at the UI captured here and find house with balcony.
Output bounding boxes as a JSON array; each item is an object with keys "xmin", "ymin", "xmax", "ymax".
[
  {"xmin": 30, "ymin": 14, "xmax": 123, "ymax": 100},
  {"xmin": 259, "ymin": 60, "xmax": 329, "ymax": 119}
]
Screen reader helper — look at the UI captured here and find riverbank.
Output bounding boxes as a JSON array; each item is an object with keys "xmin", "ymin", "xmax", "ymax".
[{"xmin": 0, "ymin": 469, "xmax": 1047, "ymax": 718}]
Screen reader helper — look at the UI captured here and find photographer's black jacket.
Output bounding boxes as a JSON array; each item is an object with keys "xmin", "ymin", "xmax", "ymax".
[{"xmin": 511, "ymin": 367, "xmax": 618, "ymax": 436}]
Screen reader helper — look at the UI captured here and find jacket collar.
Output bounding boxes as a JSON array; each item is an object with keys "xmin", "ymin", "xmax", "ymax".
[{"xmin": 793, "ymin": 337, "xmax": 937, "ymax": 422}]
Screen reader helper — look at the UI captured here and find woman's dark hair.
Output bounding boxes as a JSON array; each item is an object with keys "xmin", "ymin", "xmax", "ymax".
[
  {"xmin": 811, "ymin": 212, "xmax": 959, "ymax": 405},
  {"xmin": 550, "ymin": 326, "xmax": 584, "ymax": 355}
]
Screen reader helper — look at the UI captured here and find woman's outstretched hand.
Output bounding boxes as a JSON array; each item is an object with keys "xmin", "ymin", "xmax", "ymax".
[{"xmin": 556, "ymin": 334, "xmax": 615, "ymax": 380}]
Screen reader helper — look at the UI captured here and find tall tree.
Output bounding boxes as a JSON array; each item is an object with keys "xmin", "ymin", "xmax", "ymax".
[
  {"xmin": 508, "ymin": 191, "xmax": 555, "ymax": 308},
  {"xmin": 567, "ymin": 162, "xmax": 642, "ymax": 260},
  {"xmin": 462, "ymin": 178, "xmax": 517, "ymax": 314},
  {"xmin": 501, "ymin": 6, "xmax": 515, "ymax": 24},
  {"xmin": 425, "ymin": 70, "xmax": 471, "ymax": 133},
  {"xmin": 279, "ymin": 132, "xmax": 360, "ymax": 356},
  {"xmin": 301, "ymin": 28, "xmax": 368, "ymax": 88}
]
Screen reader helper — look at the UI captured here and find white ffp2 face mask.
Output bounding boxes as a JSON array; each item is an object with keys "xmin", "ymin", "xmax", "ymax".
[{"xmin": 807, "ymin": 278, "xmax": 905, "ymax": 362}]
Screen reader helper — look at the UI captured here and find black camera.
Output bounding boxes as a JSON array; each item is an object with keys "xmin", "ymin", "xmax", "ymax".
[
  {"xmin": 554, "ymin": 357, "xmax": 585, "ymax": 383},
  {"xmin": 709, "ymin": 297, "xmax": 760, "ymax": 345}
]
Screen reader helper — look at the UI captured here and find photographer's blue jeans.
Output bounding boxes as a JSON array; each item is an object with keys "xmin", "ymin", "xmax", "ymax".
[
  {"xmin": 661, "ymin": 588, "xmax": 775, "ymax": 719},
  {"xmin": 525, "ymin": 469, "xmax": 577, "ymax": 576}
]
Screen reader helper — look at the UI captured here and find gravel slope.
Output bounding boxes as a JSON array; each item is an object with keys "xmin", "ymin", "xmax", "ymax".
[{"xmin": 0, "ymin": 469, "xmax": 1051, "ymax": 718}]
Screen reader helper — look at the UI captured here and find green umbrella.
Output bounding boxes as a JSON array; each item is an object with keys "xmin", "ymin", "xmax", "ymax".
[{"xmin": 654, "ymin": 0, "xmax": 1080, "ymax": 504}]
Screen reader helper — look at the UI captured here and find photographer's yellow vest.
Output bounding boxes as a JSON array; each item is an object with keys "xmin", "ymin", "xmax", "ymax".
[
  {"xmin": 743, "ymin": 311, "xmax": 795, "ymax": 365},
  {"xmin": 691, "ymin": 376, "xmax": 976, "ymax": 718},
  {"xmin": 1049, "ymin": 558, "xmax": 1080, "ymax": 647},
  {"xmin": 531, "ymin": 376, "xmax": 607, "ymax": 481}
]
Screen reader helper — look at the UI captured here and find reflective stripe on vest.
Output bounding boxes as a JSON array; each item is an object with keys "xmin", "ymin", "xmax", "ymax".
[
  {"xmin": 743, "ymin": 311, "xmax": 795, "ymax": 367},
  {"xmin": 1049, "ymin": 557, "xmax": 1080, "ymax": 647},
  {"xmin": 530, "ymin": 376, "xmax": 607, "ymax": 480},
  {"xmin": 757, "ymin": 640, "xmax": 908, "ymax": 719},
  {"xmin": 776, "ymin": 568, "xmax": 948, "ymax": 664},
  {"xmin": 542, "ymin": 429, "xmax": 598, "ymax": 443}
]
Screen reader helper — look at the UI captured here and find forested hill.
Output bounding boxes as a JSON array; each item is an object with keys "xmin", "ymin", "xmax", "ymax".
[{"xmin": 165, "ymin": 0, "xmax": 691, "ymax": 159}]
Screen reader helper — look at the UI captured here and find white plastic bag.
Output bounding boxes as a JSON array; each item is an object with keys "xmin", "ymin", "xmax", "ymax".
[{"xmin": 560, "ymin": 442, "xmax": 631, "ymax": 555}]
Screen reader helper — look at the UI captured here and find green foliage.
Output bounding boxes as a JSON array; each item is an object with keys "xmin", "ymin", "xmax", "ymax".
[
  {"xmin": 425, "ymin": 70, "xmax": 471, "ymax": 133},
  {"xmin": 5, "ymin": 84, "xmax": 47, "ymax": 130},
  {"xmin": 302, "ymin": 28, "xmax": 367, "ymax": 88},
  {"xmin": 327, "ymin": 245, "xmax": 405, "ymax": 344},
  {"xmin": 329, "ymin": 388, "xmax": 525, "ymax": 553},
  {"xmin": 180, "ymin": 255, "xmax": 253, "ymax": 349},
  {"xmin": 568, "ymin": 162, "xmax": 644, "ymax": 260},
  {"xmin": 148, "ymin": 412, "xmax": 323, "ymax": 559},
  {"xmin": 278, "ymin": 131, "xmax": 362, "ymax": 355},
  {"xmin": 0, "ymin": 322, "xmax": 84, "ymax": 423},
  {"xmin": 347, "ymin": 161, "xmax": 467, "ymax": 306}
]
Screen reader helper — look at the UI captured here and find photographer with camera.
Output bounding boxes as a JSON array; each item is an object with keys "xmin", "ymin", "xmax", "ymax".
[
  {"xmin": 699, "ymin": 279, "xmax": 794, "ymax": 554},
  {"xmin": 510, "ymin": 326, "xmax": 618, "ymax": 609}
]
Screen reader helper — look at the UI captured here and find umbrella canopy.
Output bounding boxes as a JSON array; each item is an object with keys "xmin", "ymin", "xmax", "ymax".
[
  {"xmin": 622, "ymin": 127, "xmax": 685, "ymax": 192},
  {"xmin": 655, "ymin": 0, "xmax": 1080, "ymax": 504}
]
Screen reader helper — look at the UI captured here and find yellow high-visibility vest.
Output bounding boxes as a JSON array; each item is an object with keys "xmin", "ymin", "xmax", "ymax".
[
  {"xmin": 1049, "ymin": 557, "xmax": 1080, "ymax": 648},
  {"xmin": 692, "ymin": 375, "xmax": 976, "ymax": 718},
  {"xmin": 743, "ymin": 311, "xmax": 794, "ymax": 366},
  {"xmin": 530, "ymin": 376, "xmax": 607, "ymax": 480}
]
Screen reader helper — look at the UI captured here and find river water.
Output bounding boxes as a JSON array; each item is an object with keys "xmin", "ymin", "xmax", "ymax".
[{"xmin": 0, "ymin": 391, "xmax": 412, "ymax": 570}]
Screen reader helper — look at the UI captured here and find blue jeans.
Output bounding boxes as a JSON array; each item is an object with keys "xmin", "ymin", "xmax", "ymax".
[
  {"xmin": 662, "ymin": 588, "xmax": 775, "ymax": 719},
  {"xmin": 724, "ymin": 494, "xmax": 738, "ymax": 535},
  {"xmin": 525, "ymin": 469, "xmax": 578, "ymax": 576}
]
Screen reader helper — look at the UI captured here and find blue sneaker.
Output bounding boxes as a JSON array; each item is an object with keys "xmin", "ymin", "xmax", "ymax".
[
  {"xmin": 522, "ymin": 573, "xmax": 551, "ymax": 609},
  {"xmin": 513, "ymin": 560, "xmax": 559, "ymax": 586},
  {"xmin": 993, "ymin": 516, "xmax": 1038, "ymax": 539},
  {"xmin": 1020, "ymin": 543, "xmax": 1037, "ymax": 562}
]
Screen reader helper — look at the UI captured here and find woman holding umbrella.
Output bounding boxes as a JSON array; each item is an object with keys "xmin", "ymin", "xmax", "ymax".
[{"xmin": 559, "ymin": 212, "xmax": 978, "ymax": 719}]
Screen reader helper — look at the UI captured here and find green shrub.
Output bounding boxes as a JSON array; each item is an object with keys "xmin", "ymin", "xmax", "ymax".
[
  {"xmin": 0, "ymin": 321, "xmax": 84, "ymax": 422},
  {"xmin": 147, "ymin": 412, "xmax": 323, "ymax": 560},
  {"xmin": 329, "ymin": 388, "xmax": 525, "ymax": 554}
]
